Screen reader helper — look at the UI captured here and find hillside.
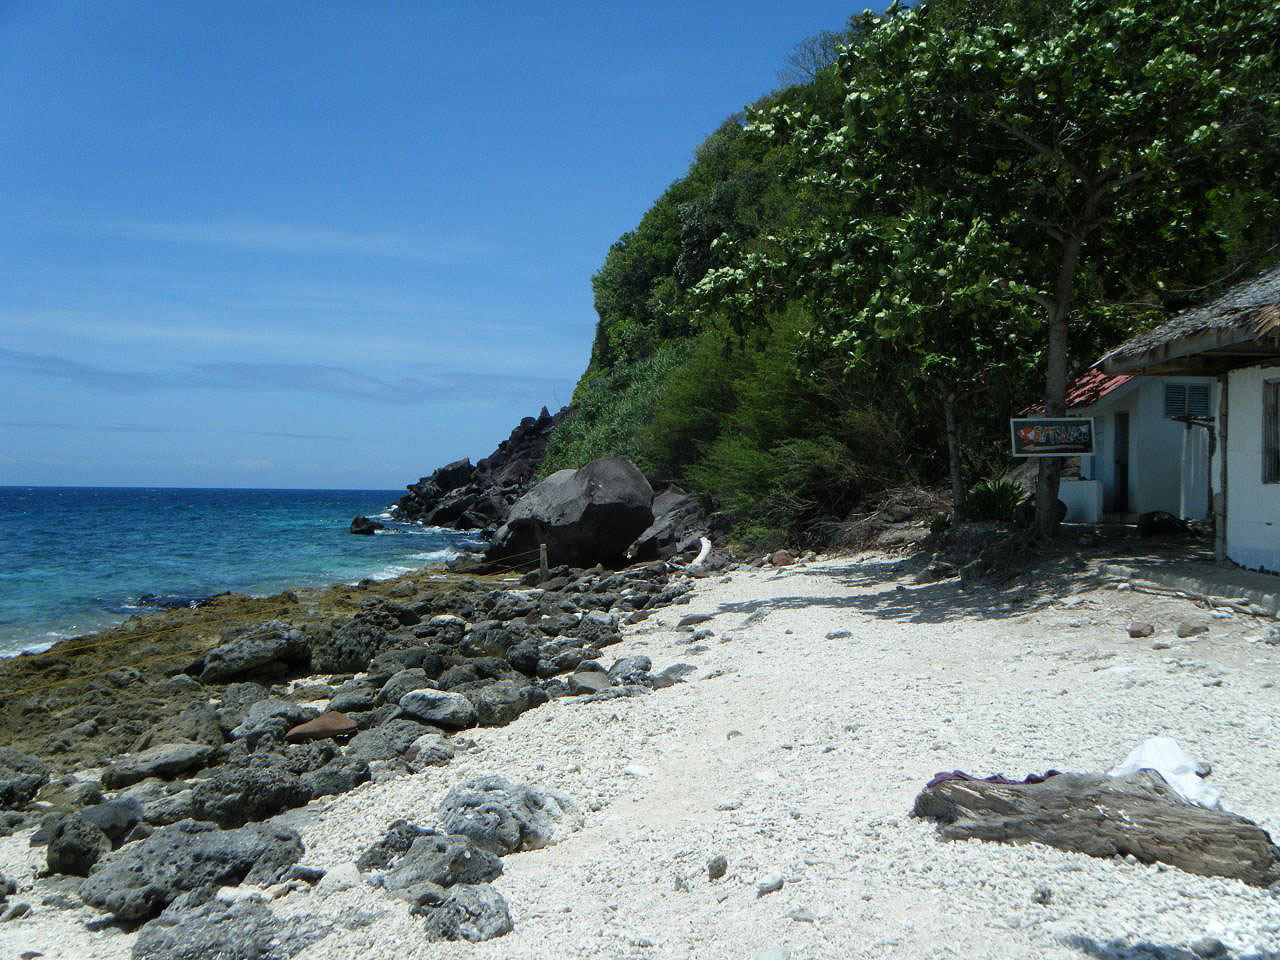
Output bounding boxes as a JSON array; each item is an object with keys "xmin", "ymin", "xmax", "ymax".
[{"xmin": 540, "ymin": 0, "xmax": 1280, "ymax": 549}]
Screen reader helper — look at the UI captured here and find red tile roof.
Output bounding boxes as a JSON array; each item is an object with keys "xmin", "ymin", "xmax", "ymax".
[
  {"xmin": 1021, "ymin": 368, "xmax": 1133, "ymax": 414},
  {"xmin": 1065, "ymin": 368, "xmax": 1132, "ymax": 408}
]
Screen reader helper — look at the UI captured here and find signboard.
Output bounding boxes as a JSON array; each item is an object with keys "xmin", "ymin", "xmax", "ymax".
[{"xmin": 1010, "ymin": 417, "xmax": 1095, "ymax": 457}]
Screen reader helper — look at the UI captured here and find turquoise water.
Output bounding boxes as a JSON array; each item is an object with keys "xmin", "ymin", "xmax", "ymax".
[{"xmin": 0, "ymin": 486, "xmax": 484, "ymax": 655}]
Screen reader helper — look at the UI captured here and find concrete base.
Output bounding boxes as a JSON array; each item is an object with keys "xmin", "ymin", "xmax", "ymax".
[{"xmin": 1100, "ymin": 561, "xmax": 1280, "ymax": 618}]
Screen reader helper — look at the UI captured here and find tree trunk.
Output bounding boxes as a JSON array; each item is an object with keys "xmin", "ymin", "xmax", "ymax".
[
  {"xmin": 943, "ymin": 390, "xmax": 965, "ymax": 514},
  {"xmin": 1034, "ymin": 221, "xmax": 1090, "ymax": 537},
  {"xmin": 913, "ymin": 770, "xmax": 1280, "ymax": 887}
]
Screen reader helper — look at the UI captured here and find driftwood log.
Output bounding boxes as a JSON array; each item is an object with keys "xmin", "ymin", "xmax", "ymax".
[{"xmin": 912, "ymin": 771, "xmax": 1280, "ymax": 887}]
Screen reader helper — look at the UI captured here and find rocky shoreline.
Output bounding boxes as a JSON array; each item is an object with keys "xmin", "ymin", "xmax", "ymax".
[
  {"xmin": 0, "ymin": 542, "xmax": 724, "ymax": 955},
  {"xmin": 1, "ymin": 549, "xmax": 1278, "ymax": 959}
]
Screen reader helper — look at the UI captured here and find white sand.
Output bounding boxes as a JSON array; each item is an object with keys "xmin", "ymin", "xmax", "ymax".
[{"xmin": 3, "ymin": 555, "xmax": 1279, "ymax": 959}]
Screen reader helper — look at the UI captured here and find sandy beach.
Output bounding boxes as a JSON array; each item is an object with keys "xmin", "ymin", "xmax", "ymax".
[{"xmin": 2, "ymin": 552, "xmax": 1277, "ymax": 959}]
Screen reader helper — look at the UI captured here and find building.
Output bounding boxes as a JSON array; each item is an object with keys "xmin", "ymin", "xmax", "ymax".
[
  {"xmin": 1058, "ymin": 368, "xmax": 1218, "ymax": 523},
  {"xmin": 1101, "ymin": 265, "xmax": 1280, "ymax": 573}
]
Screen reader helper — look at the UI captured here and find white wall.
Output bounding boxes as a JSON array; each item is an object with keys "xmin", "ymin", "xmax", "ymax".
[
  {"xmin": 1226, "ymin": 365, "xmax": 1280, "ymax": 573},
  {"xmin": 1132, "ymin": 378, "xmax": 1217, "ymax": 518},
  {"xmin": 1077, "ymin": 377, "xmax": 1216, "ymax": 517}
]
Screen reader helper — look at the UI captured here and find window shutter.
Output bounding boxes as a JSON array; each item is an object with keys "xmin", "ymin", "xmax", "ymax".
[
  {"xmin": 1164, "ymin": 383, "xmax": 1187, "ymax": 417},
  {"xmin": 1265, "ymin": 380, "xmax": 1280, "ymax": 485},
  {"xmin": 1187, "ymin": 384, "xmax": 1210, "ymax": 418}
]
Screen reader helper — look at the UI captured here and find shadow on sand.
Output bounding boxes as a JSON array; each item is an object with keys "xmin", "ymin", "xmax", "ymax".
[
  {"xmin": 1065, "ymin": 934, "xmax": 1274, "ymax": 960},
  {"xmin": 713, "ymin": 557, "xmax": 1076, "ymax": 626}
]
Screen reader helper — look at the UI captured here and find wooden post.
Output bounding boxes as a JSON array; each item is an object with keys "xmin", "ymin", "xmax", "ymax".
[
  {"xmin": 1216, "ymin": 373, "xmax": 1229, "ymax": 565},
  {"xmin": 539, "ymin": 543, "xmax": 549, "ymax": 578}
]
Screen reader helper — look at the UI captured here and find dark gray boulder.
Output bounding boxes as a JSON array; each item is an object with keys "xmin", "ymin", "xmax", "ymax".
[
  {"xmin": 79, "ymin": 819, "xmax": 304, "ymax": 922},
  {"xmin": 379, "ymin": 832, "xmax": 503, "ymax": 895},
  {"xmin": 410, "ymin": 882, "xmax": 513, "ymax": 942},
  {"xmin": 356, "ymin": 819, "xmax": 433, "ymax": 871},
  {"xmin": 301, "ymin": 757, "xmax": 370, "ymax": 799},
  {"xmin": 405, "ymin": 733, "xmax": 455, "ymax": 770},
  {"xmin": 485, "ymin": 457, "xmax": 654, "ymax": 568},
  {"xmin": 310, "ymin": 615, "xmax": 395, "ymax": 674},
  {"xmin": 189, "ymin": 759, "xmax": 312, "ymax": 828},
  {"xmin": 438, "ymin": 776, "xmax": 582, "ymax": 856},
  {"xmin": 198, "ymin": 623, "xmax": 310, "ymax": 683},
  {"xmin": 77, "ymin": 797, "xmax": 143, "ymax": 845},
  {"xmin": 576, "ymin": 611, "xmax": 622, "ymax": 648},
  {"xmin": 229, "ymin": 700, "xmax": 317, "ymax": 742},
  {"xmin": 47, "ymin": 815, "xmax": 112, "ymax": 876},
  {"xmin": 349, "ymin": 515, "xmax": 384, "ymax": 536},
  {"xmin": 345, "ymin": 719, "xmax": 435, "ymax": 763},
  {"xmin": 398, "ymin": 690, "xmax": 477, "ymax": 730},
  {"xmin": 464, "ymin": 680, "xmax": 548, "ymax": 727},
  {"xmin": 505, "ymin": 640, "xmax": 541, "ymax": 677},
  {"xmin": 101, "ymin": 741, "xmax": 216, "ymax": 789},
  {"xmin": 378, "ymin": 668, "xmax": 436, "ymax": 706},
  {"xmin": 0, "ymin": 748, "xmax": 49, "ymax": 809},
  {"xmin": 626, "ymin": 486, "xmax": 706, "ymax": 560},
  {"xmin": 608, "ymin": 655, "xmax": 652, "ymax": 682},
  {"xmin": 567, "ymin": 671, "xmax": 611, "ymax": 695},
  {"xmin": 132, "ymin": 888, "xmax": 330, "ymax": 960},
  {"xmin": 326, "ymin": 680, "xmax": 377, "ymax": 714}
]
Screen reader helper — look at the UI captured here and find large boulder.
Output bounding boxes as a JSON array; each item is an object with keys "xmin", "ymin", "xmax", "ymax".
[
  {"xmin": 349, "ymin": 515, "xmax": 384, "ymax": 536},
  {"xmin": 0, "ymin": 748, "xmax": 48, "ymax": 809},
  {"xmin": 133, "ymin": 888, "xmax": 330, "ymax": 960},
  {"xmin": 438, "ymin": 776, "xmax": 582, "ymax": 856},
  {"xmin": 230, "ymin": 700, "xmax": 317, "ymax": 742},
  {"xmin": 47, "ymin": 815, "xmax": 112, "ymax": 876},
  {"xmin": 464, "ymin": 680, "xmax": 548, "ymax": 727},
  {"xmin": 486, "ymin": 457, "xmax": 654, "ymax": 567},
  {"xmin": 310, "ymin": 616, "xmax": 395, "ymax": 674},
  {"xmin": 399, "ymin": 690, "xmax": 477, "ymax": 730},
  {"xmin": 411, "ymin": 882, "xmax": 513, "ymax": 942},
  {"xmin": 197, "ymin": 623, "xmax": 310, "ymax": 682},
  {"xmin": 189, "ymin": 757, "xmax": 313, "ymax": 828},
  {"xmin": 627, "ymin": 486, "xmax": 706, "ymax": 560},
  {"xmin": 101, "ymin": 741, "xmax": 217, "ymax": 789},
  {"xmin": 79, "ymin": 819, "xmax": 303, "ymax": 922},
  {"xmin": 379, "ymin": 832, "xmax": 503, "ymax": 895},
  {"xmin": 345, "ymin": 719, "xmax": 435, "ymax": 763}
]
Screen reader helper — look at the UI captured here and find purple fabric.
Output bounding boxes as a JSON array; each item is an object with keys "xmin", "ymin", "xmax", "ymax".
[{"xmin": 927, "ymin": 769, "xmax": 1062, "ymax": 789}]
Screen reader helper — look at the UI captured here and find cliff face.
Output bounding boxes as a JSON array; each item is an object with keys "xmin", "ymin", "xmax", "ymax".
[{"xmin": 393, "ymin": 406, "xmax": 570, "ymax": 530}]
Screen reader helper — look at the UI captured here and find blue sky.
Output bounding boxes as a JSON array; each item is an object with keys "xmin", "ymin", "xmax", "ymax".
[{"xmin": 1, "ymin": 1, "xmax": 859, "ymax": 488}]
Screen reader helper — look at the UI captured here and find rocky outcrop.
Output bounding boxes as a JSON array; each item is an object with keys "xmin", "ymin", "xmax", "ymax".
[
  {"xmin": 626, "ymin": 486, "xmax": 707, "ymax": 561},
  {"xmin": 132, "ymin": 889, "xmax": 329, "ymax": 960},
  {"xmin": 350, "ymin": 515, "xmax": 384, "ymax": 536},
  {"xmin": 438, "ymin": 776, "xmax": 583, "ymax": 856},
  {"xmin": 79, "ymin": 818, "xmax": 304, "ymax": 922},
  {"xmin": 357, "ymin": 820, "xmax": 512, "ymax": 942},
  {"xmin": 101, "ymin": 741, "xmax": 216, "ymax": 790},
  {"xmin": 393, "ymin": 407, "xmax": 569, "ymax": 530},
  {"xmin": 0, "ymin": 748, "xmax": 48, "ymax": 809},
  {"xmin": 190, "ymin": 620, "xmax": 311, "ymax": 683},
  {"xmin": 485, "ymin": 457, "xmax": 654, "ymax": 568}
]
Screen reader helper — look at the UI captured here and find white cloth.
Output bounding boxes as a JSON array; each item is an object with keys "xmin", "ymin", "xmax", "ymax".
[
  {"xmin": 1107, "ymin": 736, "xmax": 1221, "ymax": 809},
  {"xmin": 687, "ymin": 537, "xmax": 713, "ymax": 575},
  {"xmin": 1180, "ymin": 426, "xmax": 1210, "ymax": 520}
]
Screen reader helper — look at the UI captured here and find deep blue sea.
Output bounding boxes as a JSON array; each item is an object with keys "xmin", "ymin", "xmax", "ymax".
[{"xmin": 0, "ymin": 487, "xmax": 485, "ymax": 656}]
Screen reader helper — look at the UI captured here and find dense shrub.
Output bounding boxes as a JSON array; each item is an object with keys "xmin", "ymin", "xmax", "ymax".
[{"xmin": 961, "ymin": 478, "xmax": 1024, "ymax": 523}]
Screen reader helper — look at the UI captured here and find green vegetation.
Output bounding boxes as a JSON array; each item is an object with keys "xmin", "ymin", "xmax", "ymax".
[
  {"xmin": 961, "ymin": 478, "xmax": 1025, "ymax": 525},
  {"xmin": 547, "ymin": 0, "xmax": 1280, "ymax": 547}
]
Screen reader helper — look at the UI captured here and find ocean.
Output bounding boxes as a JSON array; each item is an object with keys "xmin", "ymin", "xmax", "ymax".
[{"xmin": 0, "ymin": 486, "xmax": 485, "ymax": 656}]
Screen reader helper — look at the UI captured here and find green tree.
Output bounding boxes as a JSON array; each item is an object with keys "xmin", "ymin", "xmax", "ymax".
[{"xmin": 706, "ymin": 0, "xmax": 1280, "ymax": 532}]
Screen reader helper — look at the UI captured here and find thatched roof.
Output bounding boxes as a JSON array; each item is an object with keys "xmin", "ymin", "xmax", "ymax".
[{"xmin": 1102, "ymin": 265, "xmax": 1280, "ymax": 375}]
